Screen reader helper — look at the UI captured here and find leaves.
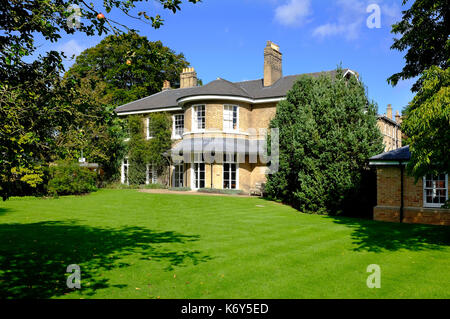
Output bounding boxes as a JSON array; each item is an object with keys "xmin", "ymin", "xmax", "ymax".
[
  {"xmin": 388, "ymin": 0, "xmax": 449, "ymax": 92},
  {"xmin": 265, "ymin": 69, "xmax": 384, "ymax": 215},
  {"xmin": 403, "ymin": 66, "xmax": 450, "ymax": 180}
]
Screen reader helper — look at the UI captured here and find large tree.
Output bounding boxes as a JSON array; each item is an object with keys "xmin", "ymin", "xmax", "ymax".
[
  {"xmin": 402, "ymin": 66, "xmax": 449, "ymax": 180},
  {"xmin": 64, "ymin": 32, "xmax": 190, "ymax": 105},
  {"xmin": 265, "ymin": 69, "xmax": 384, "ymax": 215},
  {"xmin": 388, "ymin": 0, "xmax": 449, "ymax": 92},
  {"xmin": 0, "ymin": 0, "xmax": 201, "ymax": 200}
]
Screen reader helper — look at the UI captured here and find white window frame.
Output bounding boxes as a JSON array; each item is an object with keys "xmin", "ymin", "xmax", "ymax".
[
  {"xmin": 192, "ymin": 105, "xmax": 206, "ymax": 132},
  {"xmin": 146, "ymin": 118, "xmax": 154, "ymax": 140},
  {"xmin": 222, "ymin": 153, "xmax": 239, "ymax": 190},
  {"xmin": 146, "ymin": 164, "xmax": 158, "ymax": 185},
  {"xmin": 173, "ymin": 163, "xmax": 184, "ymax": 187},
  {"xmin": 423, "ymin": 174, "xmax": 448, "ymax": 208},
  {"xmin": 172, "ymin": 113, "xmax": 184, "ymax": 139},
  {"xmin": 191, "ymin": 153, "xmax": 205, "ymax": 189},
  {"xmin": 223, "ymin": 104, "xmax": 239, "ymax": 132},
  {"xmin": 121, "ymin": 157, "xmax": 129, "ymax": 185}
]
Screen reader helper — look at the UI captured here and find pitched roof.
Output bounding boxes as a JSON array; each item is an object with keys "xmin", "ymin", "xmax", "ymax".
[
  {"xmin": 115, "ymin": 69, "xmax": 349, "ymax": 114},
  {"xmin": 369, "ymin": 145, "xmax": 411, "ymax": 162}
]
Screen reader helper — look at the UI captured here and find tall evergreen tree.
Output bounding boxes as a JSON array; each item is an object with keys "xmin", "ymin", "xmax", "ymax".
[{"xmin": 265, "ymin": 69, "xmax": 384, "ymax": 215}]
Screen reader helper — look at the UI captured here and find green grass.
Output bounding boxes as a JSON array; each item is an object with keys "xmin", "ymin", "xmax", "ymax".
[{"xmin": 0, "ymin": 189, "xmax": 449, "ymax": 299}]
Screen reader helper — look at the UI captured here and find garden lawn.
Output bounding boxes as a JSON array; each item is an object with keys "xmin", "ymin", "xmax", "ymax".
[{"xmin": 0, "ymin": 189, "xmax": 449, "ymax": 299}]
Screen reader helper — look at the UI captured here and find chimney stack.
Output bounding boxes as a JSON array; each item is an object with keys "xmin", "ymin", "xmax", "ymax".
[
  {"xmin": 162, "ymin": 80, "xmax": 171, "ymax": 91},
  {"xmin": 180, "ymin": 67, "xmax": 197, "ymax": 88},
  {"xmin": 395, "ymin": 110, "xmax": 402, "ymax": 124},
  {"xmin": 387, "ymin": 104, "xmax": 393, "ymax": 119},
  {"xmin": 264, "ymin": 41, "xmax": 282, "ymax": 87}
]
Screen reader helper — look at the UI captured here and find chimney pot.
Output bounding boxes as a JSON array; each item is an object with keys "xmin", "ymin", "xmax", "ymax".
[
  {"xmin": 162, "ymin": 80, "xmax": 171, "ymax": 91},
  {"xmin": 180, "ymin": 66, "xmax": 198, "ymax": 88}
]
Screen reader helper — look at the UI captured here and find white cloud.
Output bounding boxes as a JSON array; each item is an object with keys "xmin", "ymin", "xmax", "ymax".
[
  {"xmin": 381, "ymin": 3, "xmax": 402, "ymax": 26},
  {"xmin": 274, "ymin": 0, "xmax": 312, "ymax": 26},
  {"xmin": 312, "ymin": 0, "xmax": 368, "ymax": 40},
  {"xmin": 57, "ymin": 39, "xmax": 85, "ymax": 58}
]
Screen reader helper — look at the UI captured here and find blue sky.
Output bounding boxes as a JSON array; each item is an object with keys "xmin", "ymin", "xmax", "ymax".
[{"xmin": 35, "ymin": 0, "xmax": 415, "ymax": 116}]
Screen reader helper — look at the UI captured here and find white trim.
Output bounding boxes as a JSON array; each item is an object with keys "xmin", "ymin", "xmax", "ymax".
[
  {"xmin": 253, "ymin": 97, "xmax": 286, "ymax": 104},
  {"xmin": 343, "ymin": 69, "xmax": 358, "ymax": 80},
  {"xmin": 172, "ymin": 113, "xmax": 185, "ymax": 139},
  {"xmin": 146, "ymin": 164, "xmax": 158, "ymax": 185},
  {"xmin": 222, "ymin": 154, "xmax": 239, "ymax": 190},
  {"xmin": 146, "ymin": 118, "xmax": 154, "ymax": 140},
  {"xmin": 172, "ymin": 163, "xmax": 184, "ymax": 187},
  {"xmin": 121, "ymin": 157, "xmax": 129, "ymax": 185},
  {"xmin": 182, "ymin": 130, "xmax": 250, "ymax": 137},
  {"xmin": 223, "ymin": 104, "xmax": 239, "ymax": 132},
  {"xmin": 178, "ymin": 95, "xmax": 285, "ymax": 106},
  {"xmin": 192, "ymin": 104, "xmax": 206, "ymax": 133},
  {"xmin": 117, "ymin": 107, "xmax": 182, "ymax": 116},
  {"xmin": 191, "ymin": 153, "xmax": 206, "ymax": 190},
  {"xmin": 423, "ymin": 174, "xmax": 448, "ymax": 208},
  {"xmin": 369, "ymin": 161, "xmax": 409, "ymax": 166}
]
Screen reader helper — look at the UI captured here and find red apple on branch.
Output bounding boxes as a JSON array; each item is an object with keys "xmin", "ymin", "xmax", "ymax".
[{"xmin": 97, "ymin": 13, "xmax": 105, "ymax": 20}]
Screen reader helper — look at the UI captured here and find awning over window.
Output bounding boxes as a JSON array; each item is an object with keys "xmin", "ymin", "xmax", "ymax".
[{"xmin": 170, "ymin": 138, "xmax": 267, "ymax": 156}]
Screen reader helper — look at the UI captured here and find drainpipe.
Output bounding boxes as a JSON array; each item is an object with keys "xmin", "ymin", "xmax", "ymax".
[
  {"xmin": 399, "ymin": 161, "xmax": 404, "ymax": 223},
  {"xmin": 210, "ymin": 163, "xmax": 213, "ymax": 189}
]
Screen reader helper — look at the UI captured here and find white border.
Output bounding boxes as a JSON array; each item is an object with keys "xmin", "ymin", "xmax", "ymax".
[
  {"xmin": 192, "ymin": 104, "xmax": 206, "ymax": 133},
  {"xmin": 423, "ymin": 174, "xmax": 448, "ymax": 208},
  {"xmin": 223, "ymin": 104, "xmax": 239, "ymax": 132},
  {"xmin": 178, "ymin": 95, "xmax": 284, "ymax": 106},
  {"xmin": 117, "ymin": 106, "xmax": 182, "ymax": 116}
]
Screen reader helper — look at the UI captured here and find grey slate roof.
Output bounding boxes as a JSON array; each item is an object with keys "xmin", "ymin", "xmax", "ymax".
[
  {"xmin": 377, "ymin": 115, "xmax": 400, "ymax": 126},
  {"xmin": 369, "ymin": 145, "xmax": 411, "ymax": 161},
  {"xmin": 115, "ymin": 69, "xmax": 347, "ymax": 114}
]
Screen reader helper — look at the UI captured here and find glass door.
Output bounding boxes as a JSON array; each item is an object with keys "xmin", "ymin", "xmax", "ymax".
[{"xmin": 192, "ymin": 153, "xmax": 205, "ymax": 189}]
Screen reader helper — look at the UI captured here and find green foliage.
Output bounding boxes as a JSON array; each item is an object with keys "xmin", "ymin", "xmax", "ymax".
[
  {"xmin": 265, "ymin": 69, "xmax": 384, "ymax": 215},
  {"xmin": 0, "ymin": 71, "xmax": 74, "ymax": 200},
  {"xmin": 48, "ymin": 161, "xmax": 97, "ymax": 196},
  {"xmin": 388, "ymin": 0, "xmax": 449, "ymax": 92},
  {"xmin": 64, "ymin": 32, "xmax": 190, "ymax": 106},
  {"xmin": 402, "ymin": 66, "xmax": 450, "ymax": 179},
  {"xmin": 197, "ymin": 188, "xmax": 245, "ymax": 195},
  {"xmin": 147, "ymin": 113, "xmax": 173, "ymax": 172},
  {"xmin": 128, "ymin": 116, "xmax": 148, "ymax": 185},
  {"xmin": 1, "ymin": 1, "xmax": 200, "ymax": 82},
  {"xmin": 0, "ymin": 0, "xmax": 199, "ymax": 200},
  {"xmin": 53, "ymin": 77, "xmax": 128, "ymax": 182},
  {"xmin": 126, "ymin": 113, "xmax": 172, "ymax": 186},
  {"xmin": 140, "ymin": 183, "xmax": 167, "ymax": 190},
  {"xmin": 169, "ymin": 187, "xmax": 191, "ymax": 191}
]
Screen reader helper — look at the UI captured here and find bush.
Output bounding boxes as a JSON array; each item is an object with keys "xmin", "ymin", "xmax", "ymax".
[
  {"xmin": 169, "ymin": 187, "xmax": 191, "ymax": 191},
  {"xmin": 197, "ymin": 188, "xmax": 245, "ymax": 195},
  {"xmin": 140, "ymin": 183, "xmax": 167, "ymax": 190},
  {"xmin": 264, "ymin": 68, "xmax": 384, "ymax": 216},
  {"xmin": 48, "ymin": 161, "xmax": 97, "ymax": 196}
]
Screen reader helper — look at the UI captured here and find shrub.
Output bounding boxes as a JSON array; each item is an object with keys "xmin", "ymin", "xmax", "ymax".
[
  {"xmin": 169, "ymin": 187, "xmax": 191, "ymax": 191},
  {"xmin": 140, "ymin": 183, "xmax": 167, "ymax": 190},
  {"xmin": 265, "ymin": 68, "xmax": 384, "ymax": 216},
  {"xmin": 197, "ymin": 188, "xmax": 245, "ymax": 195},
  {"xmin": 48, "ymin": 161, "xmax": 97, "ymax": 196}
]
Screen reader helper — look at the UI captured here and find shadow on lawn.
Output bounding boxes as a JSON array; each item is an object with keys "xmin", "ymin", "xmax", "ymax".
[
  {"xmin": 0, "ymin": 208, "xmax": 12, "ymax": 217},
  {"xmin": 327, "ymin": 216, "xmax": 450, "ymax": 252},
  {"xmin": 0, "ymin": 221, "xmax": 211, "ymax": 299}
]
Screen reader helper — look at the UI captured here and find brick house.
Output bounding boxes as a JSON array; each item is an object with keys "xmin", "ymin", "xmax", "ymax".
[
  {"xmin": 369, "ymin": 146, "xmax": 450, "ymax": 225},
  {"xmin": 115, "ymin": 41, "xmax": 358, "ymax": 193}
]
